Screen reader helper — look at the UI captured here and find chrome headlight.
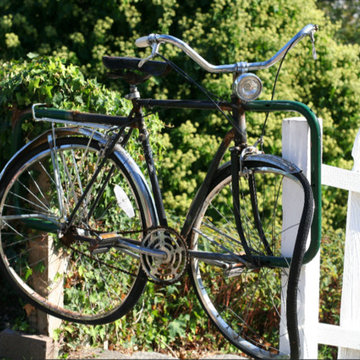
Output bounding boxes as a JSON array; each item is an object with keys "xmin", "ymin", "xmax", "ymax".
[{"xmin": 233, "ymin": 73, "xmax": 263, "ymax": 102}]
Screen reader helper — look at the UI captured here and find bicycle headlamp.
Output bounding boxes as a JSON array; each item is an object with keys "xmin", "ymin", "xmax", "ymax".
[{"xmin": 233, "ymin": 73, "xmax": 263, "ymax": 102}]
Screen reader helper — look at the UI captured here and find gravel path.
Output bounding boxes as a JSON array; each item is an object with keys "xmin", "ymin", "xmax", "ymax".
[
  {"xmin": 69, "ymin": 348, "xmax": 245, "ymax": 359},
  {"xmin": 0, "ymin": 328, "xmax": 245, "ymax": 359}
]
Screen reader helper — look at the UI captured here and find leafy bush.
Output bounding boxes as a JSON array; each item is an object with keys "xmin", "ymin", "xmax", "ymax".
[
  {"xmin": 0, "ymin": 56, "xmax": 165, "ymax": 167},
  {"xmin": 55, "ymin": 278, "xmax": 230, "ymax": 358},
  {"xmin": 318, "ymin": 0, "xmax": 360, "ymax": 45},
  {"xmin": 0, "ymin": 56, "xmax": 171, "ymax": 353}
]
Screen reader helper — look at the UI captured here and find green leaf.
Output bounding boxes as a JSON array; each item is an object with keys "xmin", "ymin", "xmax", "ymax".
[
  {"xmin": 64, "ymin": 325, "xmax": 74, "ymax": 334},
  {"xmin": 27, "ymin": 52, "xmax": 39, "ymax": 59},
  {"xmin": 42, "ymin": 85, "xmax": 53, "ymax": 98},
  {"xmin": 24, "ymin": 266, "xmax": 33, "ymax": 281},
  {"xmin": 167, "ymin": 319, "xmax": 186, "ymax": 340},
  {"xmin": 28, "ymin": 77, "xmax": 40, "ymax": 92}
]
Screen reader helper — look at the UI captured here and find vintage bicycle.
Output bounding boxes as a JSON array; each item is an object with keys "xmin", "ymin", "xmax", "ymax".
[{"xmin": 0, "ymin": 24, "xmax": 321, "ymax": 359}]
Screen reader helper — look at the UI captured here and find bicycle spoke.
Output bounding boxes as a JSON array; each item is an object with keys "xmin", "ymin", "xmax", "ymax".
[
  {"xmin": 71, "ymin": 150, "xmax": 84, "ymax": 196},
  {"xmin": 3, "ymin": 234, "xmax": 42, "ymax": 248},
  {"xmin": 9, "ymin": 190, "xmax": 49, "ymax": 214},
  {"xmin": 27, "ymin": 169, "xmax": 50, "ymax": 208},
  {"xmin": 4, "ymin": 203, "xmax": 51, "ymax": 216},
  {"xmin": 38, "ymin": 160, "xmax": 57, "ymax": 186},
  {"xmin": 193, "ymin": 227, "xmax": 235, "ymax": 256},
  {"xmin": 60, "ymin": 151, "xmax": 79, "ymax": 211},
  {"xmin": 203, "ymin": 219, "xmax": 243, "ymax": 249},
  {"xmin": 16, "ymin": 178, "xmax": 50, "ymax": 212},
  {"xmin": 49, "ymin": 137, "xmax": 65, "ymax": 218}
]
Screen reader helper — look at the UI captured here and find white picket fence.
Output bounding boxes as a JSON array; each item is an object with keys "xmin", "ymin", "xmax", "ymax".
[{"xmin": 282, "ymin": 118, "xmax": 360, "ymax": 359}]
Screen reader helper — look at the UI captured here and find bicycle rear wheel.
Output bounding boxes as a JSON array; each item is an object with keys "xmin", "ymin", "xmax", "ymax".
[
  {"xmin": 0, "ymin": 136, "xmax": 152, "ymax": 324},
  {"xmin": 189, "ymin": 155, "xmax": 313, "ymax": 359}
]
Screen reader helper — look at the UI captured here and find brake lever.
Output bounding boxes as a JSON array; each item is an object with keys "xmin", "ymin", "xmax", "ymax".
[
  {"xmin": 138, "ymin": 42, "xmax": 160, "ymax": 68},
  {"xmin": 310, "ymin": 28, "xmax": 318, "ymax": 60}
]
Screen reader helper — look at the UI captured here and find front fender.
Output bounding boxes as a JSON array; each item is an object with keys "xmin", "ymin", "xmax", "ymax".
[{"xmin": 243, "ymin": 154, "xmax": 302, "ymax": 174}]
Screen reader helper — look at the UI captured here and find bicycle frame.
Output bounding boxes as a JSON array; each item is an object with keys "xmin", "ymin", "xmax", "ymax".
[
  {"xmin": 30, "ymin": 97, "xmax": 321, "ymax": 267},
  {"xmin": 136, "ymin": 98, "xmax": 321, "ymax": 266}
]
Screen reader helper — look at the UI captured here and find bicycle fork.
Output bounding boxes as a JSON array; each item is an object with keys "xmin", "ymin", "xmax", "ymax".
[{"xmin": 229, "ymin": 103, "xmax": 273, "ymax": 263}]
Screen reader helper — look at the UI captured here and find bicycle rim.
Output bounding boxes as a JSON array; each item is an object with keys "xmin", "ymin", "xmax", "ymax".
[
  {"xmin": 0, "ymin": 137, "xmax": 147, "ymax": 324},
  {"xmin": 190, "ymin": 163, "xmax": 308, "ymax": 359}
]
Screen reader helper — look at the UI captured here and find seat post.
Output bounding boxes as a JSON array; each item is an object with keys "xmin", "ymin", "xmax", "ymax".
[{"xmin": 125, "ymin": 85, "xmax": 140, "ymax": 100}]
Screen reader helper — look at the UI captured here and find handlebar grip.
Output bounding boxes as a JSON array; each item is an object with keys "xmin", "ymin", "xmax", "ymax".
[{"xmin": 135, "ymin": 36, "xmax": 150, "ymax": 48}]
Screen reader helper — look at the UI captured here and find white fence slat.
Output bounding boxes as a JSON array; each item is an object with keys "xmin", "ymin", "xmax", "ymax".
[
  {"xmin": 322, "ymin": 164, "xmax": 360, "ymax": 192},
  {"xmin": 281, "ymin": 117, "xmax": 320, "ymax": 359},
  {"xmin": 338, "ymin": 129, "xmax": 360, "ymax": 359},
  {"xmin": 317, "ymin": 323, "xmax": 360, "ymax": 350}
]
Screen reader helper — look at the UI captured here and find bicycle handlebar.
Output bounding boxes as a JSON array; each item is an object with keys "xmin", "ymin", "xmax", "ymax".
[{"xmin": 135, "ymin": 24, "xmax": 318, "ymax": 73}]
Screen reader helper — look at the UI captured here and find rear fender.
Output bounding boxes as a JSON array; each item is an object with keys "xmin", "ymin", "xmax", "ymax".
[{"xmin": 0, "ymin": 127, "xmax": 158, "ymax": 228}]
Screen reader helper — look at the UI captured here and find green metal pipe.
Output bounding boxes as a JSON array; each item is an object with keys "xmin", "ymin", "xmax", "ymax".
[{"xmin": 244, "ymin": 100, "xmax": 321, "ymax": 264}]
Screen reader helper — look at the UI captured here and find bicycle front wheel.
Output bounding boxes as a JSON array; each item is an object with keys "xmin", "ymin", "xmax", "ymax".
[
  {"xmin": 0, "ymin": 136, "xmax": 152, "ymax": 324},
  {"xmin": 189, "ymin": 155, "xmax": 313, "ymax": 359}
]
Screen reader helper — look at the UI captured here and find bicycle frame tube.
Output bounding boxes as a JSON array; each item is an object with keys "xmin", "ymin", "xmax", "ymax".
[
  {"xmin": 139, "ymin": 98, "xmax": 321, "ymax": 266},
  {"xmin": 136, "ymin": 99, "xmax": 238, "ymax": 222},
  {"xmin": 136, "ymin": 112, "xmax": 168, "ymax": 227}
]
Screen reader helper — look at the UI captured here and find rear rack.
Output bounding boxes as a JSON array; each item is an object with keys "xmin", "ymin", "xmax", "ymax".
[{"xmin": 32, "ymin": 104, "xmax": 135, "ymax": 129}]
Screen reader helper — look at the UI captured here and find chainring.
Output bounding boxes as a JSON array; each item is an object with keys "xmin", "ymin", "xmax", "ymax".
[{"xmin": 141, "ymin": 227, "xmax": 188, "ymax": 284}]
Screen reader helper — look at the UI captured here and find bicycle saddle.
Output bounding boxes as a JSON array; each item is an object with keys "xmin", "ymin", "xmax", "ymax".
[{"xmin": 102, "ymin": 56, "xmax": 171, "ymax": 85}]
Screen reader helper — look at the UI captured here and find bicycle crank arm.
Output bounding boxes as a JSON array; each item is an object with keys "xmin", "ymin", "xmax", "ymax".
[
  {"xmin": 114, "ymin": 238, "xmax": 167, "ymax": 258},
  {"xmin": 92, "ymin": 238, "xmax": 168, "ymax": 259},
  {"xmin": 65, "ymin": 232, "xmax": 167, "ymax": 258}
]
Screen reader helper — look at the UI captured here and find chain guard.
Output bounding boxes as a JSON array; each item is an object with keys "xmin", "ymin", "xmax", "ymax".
[{"xmin": 141, "ymin": 227, "xmax": 188, "ymax": 284}]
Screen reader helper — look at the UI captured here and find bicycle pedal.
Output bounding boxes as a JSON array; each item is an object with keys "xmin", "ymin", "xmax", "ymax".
[
  {"xmin": 99, "ymin": 232, "xmax": 118, "ymax": 240},
  {"xmin": 91, "ymin": 232, "xmax": 118, "ymax": 255},
  {"xmin": 224, "ymin": 263, "xmax": 246, "ymax": 278},
  {"xmin": 92, "ymin": 247, "xmax": 110, "ymax": 255}
]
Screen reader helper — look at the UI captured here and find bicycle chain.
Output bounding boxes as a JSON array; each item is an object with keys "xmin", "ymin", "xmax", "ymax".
[{"xmin": 68, "ymin": 244, "xmax": 157, "ymax": 283}]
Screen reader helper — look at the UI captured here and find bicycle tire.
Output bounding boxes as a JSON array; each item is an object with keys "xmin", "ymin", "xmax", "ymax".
[
  {"xmin": 0, "ymin": 136, "xmax": 152, "ymax": 324},
  {"xmin": 189, "ymin": 155, "xmax": 313, "ymax": 359}
]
